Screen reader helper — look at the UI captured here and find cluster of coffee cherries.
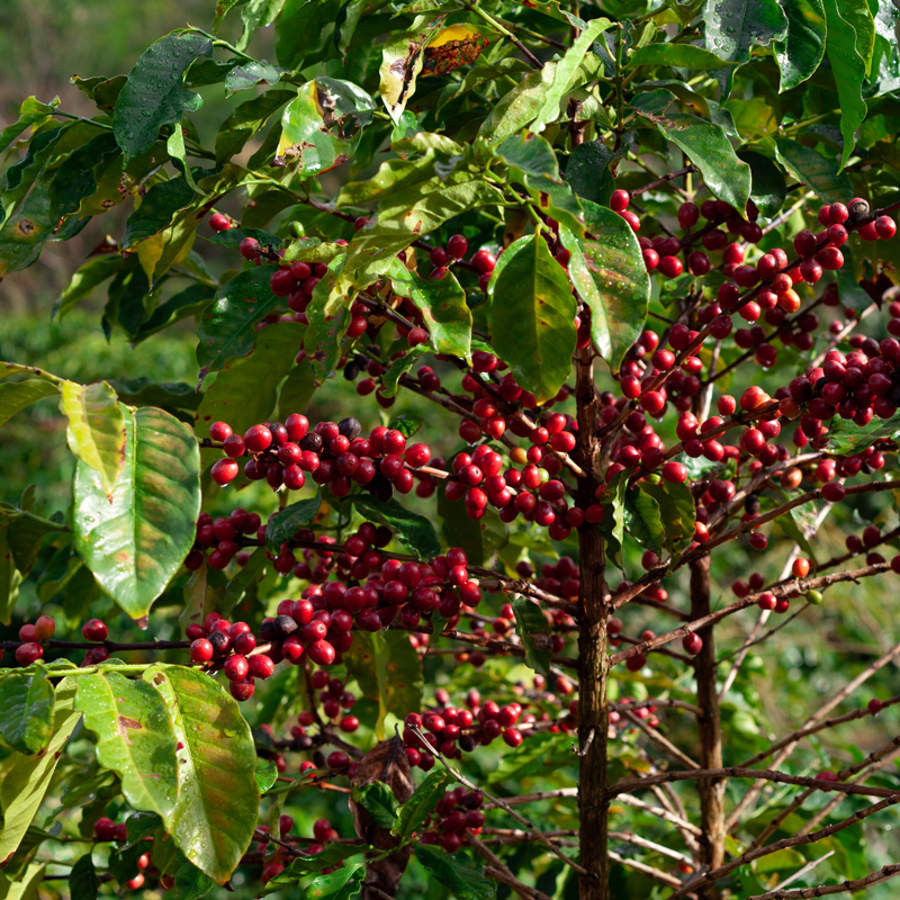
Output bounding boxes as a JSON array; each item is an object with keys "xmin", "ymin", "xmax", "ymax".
[
  {"xmin": 401, "ymin": 686, "xmax": 533, "ymax": 769},
  {"xmin": 9, "ymin": 613, "xmax": 56, "ymax": 665},
  {"xmin": 420, "ymin": 787, "xmax": 486, "ymax": 852},
  {"xmin": 256, "ymin": 814, "xmax": 344, "ymax": 884},
  {"xmin": 205, "ymin": 414, "xmax": 434, "ymax": 507},
  {"xmin": 294, "ymin": 669, "xmax": 359, "ymax": 736}
]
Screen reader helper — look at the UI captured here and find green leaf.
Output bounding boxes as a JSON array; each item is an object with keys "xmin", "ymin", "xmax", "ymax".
[
  {"xmin": 59, "ymin": 381, "xmax": 126, "ymax": 496},
  {"xmin": 350, "ymin": 495, "xmax": 440, "ymax": 559},
  {"xmin": 825, "ymin": 0, "xmax": 871, "ymax": 170},
  {"xmin": 0, "ymin": 96, "xmax": 59, "ymax": 155},
  {"xmin": 238, "ymin": 0, "xmax": 286, "ymax": 51},
  {"xmin": 0, "ymin": 677, "xmax": 80, "ymax": 863},
  {"xmin": 0, "ymin": 863, "xmax": 44, "ymax": 900},
  {"xmin": 68, "ymin": 853, "xmax": 99, "ymax": 900},
  {"xmin": 774, "ymin": 138, "xmax": 854, "ymax": 203},
  {"xmin": 827, "ymin": 409, "xmax": 900, "ymax": 454},
  {"xmin": 265, "ymin": 492, "xmax": 322, "ymax": 552},
  {"xmin": 352, "ymin": 782, "xmax": 398, "ymax": 828},
  {"xmin": 624, "ymin": 485, "xmax": 664, "ymax": 552},
  {"xmin": 632, "ymin": 103, "xmax": 751, "ymax": 211},
  {"xmin": 75, "ymin": 670, "xmax": 179, "ymax": 819},
  {"xmin": 196, "ymin": 264, "xmax": 281, "ymax": 371},
  {"xmin": 113, "ymin": 32, "xmax": 212, "ymax": 159},
  {"xmin": 641, "ymin": 481, "xmax": 696, "ymax": 555},
  {"xmin": 255, "ymin": 757, "xmax": 279, "ymax": 794},
  {"xmin": 0, "ymin": 670, "xmax": 55, "ymax": 755},
  {"xmin": 55, "ymin": 255, "xmax": 128, "ymax": 319},
  {"xmin": 0, "ymin": 520, "xmax": 23, "ymax": 625},
  {"xmin": 559, "ymin": 201, "xmax": 650, "ymax": 371},
  {"xmin": 530, "ymin": 18, "xmax": 612, "ymax": 134},
  {"xmin": 775, "ymin": 0, "xmax": 827, "ymax": 90},
  {"xmin": 564, "ymin": 141, "xmax": 617, "ymax": 206},
  {"xmin": 703, "ymin": 0, "xmax": 789, "ymax": 62},
  {"xmin": 392, "ymin": 770, "xmax": 453, "ymax": 843},
  {"xmin": 0, "ymin": 379, "xmax": 58, "ymax": 427},
  {"xmin": 631, "ymin": 43, "xmax": 732, "ymax": 69},
  {"xmin": 344, "ymin": 631, "xmax": 423, "ymax": 740},
  {"xmin": 415, "ymin": 845, "xmax": 496, "ymax": 900},
  {"xmin": 123, "ymin": 176, "xmax": 196, "ymax": 248},
  {"xmin": 73, "ymin": 406, "xmax": 201, "ymax": 620},
  {"xmin": 144, "ymin": 665, "xmax": 258, "ymax": 883},
  {"xmin": 196, "ymin": 322, "xmax": 304, "ymax": 435},
  {"xmin": 275, "ymin": 0, "xmax": 342, "ymax": 70},
  {"xmin": 479, "ymin": 63, "xmax": 562, "ymax": 143},
  {"xmin": 215, "ymin": 89, "xmax": 294, "ymax": 163},
  {"xmin": 513, "ymin": 598, "xmax": 552, "ymax": 674},
  {"xmin": 385, "ymin": 259, "xmax": 472, "ymax": 359},
  {"xmin": 487, "ymin": 234, "xmax": 575, "ymax": 404},
  {"xmin": 305, "ymin": 863, "xmax": 364, "ymax": 899},
  {"xmin": 277, "ymin": 78, "xmax": 374, "ymax": 174},
  {"xmin": 739, "ymin": 151, "xmax": 787, "ymax": 217}
]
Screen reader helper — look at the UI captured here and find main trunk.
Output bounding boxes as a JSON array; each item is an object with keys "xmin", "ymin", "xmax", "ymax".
[
  {"xmin": 690, "ymin": 555, "xmax": 726, "ymax": 895},
  {"xmin": 575, "ymin": 351, "xmax": 609, "ymax": 899}
]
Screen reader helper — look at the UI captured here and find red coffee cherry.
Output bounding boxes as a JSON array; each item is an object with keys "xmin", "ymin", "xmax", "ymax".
[
  {"xmin": 190, "ymin": 639, "xmax": 214, "ymax": 664},
  {"xmin": 82, "ymin": 618, "xmax": 109, "ymax": 642},
  {"xmin": 208, "ymin": 212, "xmax": 231, "ymax": 232},
  {"xmin": 211, "ymin": 458, "xmax": 239, "ymax": 486}
]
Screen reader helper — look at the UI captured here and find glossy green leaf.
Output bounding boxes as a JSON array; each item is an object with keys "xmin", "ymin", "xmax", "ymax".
[
  {"xmin": 75, "ymin": 670, "xmax": 179, "ymax": 819},
  {"xmin": 352, "ymin": 782, "xmax": 398, "ymax": 828},
  {"xmin": 196, "ymin": 264, "xmax": 280, "ymax": 371},
  {"xmin": 739, "ymin": 151, "xmax": 787, "ymax": 217},
  {"xmin": 392, "ymin": 770, "xmax": 453, "ymax": 843},
  {"xmin": 73, "ymin": 406, "xmax": 201, "ymax": 619},
  {"xmin": 305, "ymin": 863, "xmax": 364, "ymax": 899},
  {"xmin": 827, "ymin": 410, "xmax": 900, "ymax": 455},
  {"xmin": 0, "ymin": 669, "xmax": 55, "ymax": 755},
  {"xmin": 0, "ymin": 677, "xmax": 79, "ymax": 864},
  {"xmin": 385, "ymin": 259, "xmax": 472, "ymax": 359},
  {"xmin": 415, "ymin": 845, "xmax": 496, "ymax": 900},
  {"xmin": 196, "ymin": 322, "xmax": 304, "ymax": 435},
  {"xmin": 277, "ymin": 78, "xmax": 374, "ymax": 174},
  {"xmin": 68, "ymin": 853, "xmax": 99, "ymax": 900},
  {"xmin": 703, "ymin": 0, "xmax": 788, "ymax": 62},
  {"xmin": 774, "ymin": 138, "xmax": 854, "ymax": 203},
  {"xmin": 350, "ymin": 495, "xmax": 440, "ymax": 560},
  {"xmin": 0, "ymin": 520, "xmax": 22, "ymax": 625},
  {"xmin": 513, "ymin": 598, "xmax": 552, "ymax": 674},
  {"xmin": 113, "ymin": 32, "xmax": 212, "ymax": 159},
  {"xmin": 631, "ymin": 43, "xmax": 732, "ymax": 69},
  {"xmin": 59, "ymin": 381, "xmax": 126, "ymax": 496},
  {"xmin": 642, "ymin": 480, "xmax": 696, "ymax": 554},
  {"xmin": 624, "ymin": 484, "xmax": 664, "ymax": 553},
  {"xmin": 632, "ymin": 104, "xmax": 751, "ymax": 211},
  {"xmin": 238, "ymin": 0, "xmax": 286, "ymax": 51},
  {"xmin": 265, "ymin": 492, "xmax": 322, "ymax": 552},
  {"xmin": 559, "ymin": 201, "xmax": 650, "ymax": 371},
  {"xmin": 144, "ymin": 664, "xmax": 258, "ymax": 883},
  {"xmin": 479, "ymin": 63, "xmax": 561, "ymax": 143},
  {"xmin": 275, "ymin": 0, "xmax": 342, "ymax": 70},
  {"xmin": 825, "ymin": 0, "xmax": 872, "ymax": 169},
  {"xmin": 775, "ymin": 0, "xmax": 827, "ymax": 90},
  {"xmin": 0, "ymin": 379, "xmax": 58, "ymax": 427},
  {"xmin": 487, "ymin": 234, "xmax": 576, "ymax": 404},
  {"xmin": 564, "ymin": 140, "xmax": 617, "ymax": 206}
]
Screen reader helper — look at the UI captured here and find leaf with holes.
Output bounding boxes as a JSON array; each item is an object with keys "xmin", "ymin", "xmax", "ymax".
[
  {"xmin": 144, "ymin": 664, "xmax": 258, "ymax": 883},
  {"xmin": 73, "ymin": 406, "xmax": 200, "ymax": 620}
]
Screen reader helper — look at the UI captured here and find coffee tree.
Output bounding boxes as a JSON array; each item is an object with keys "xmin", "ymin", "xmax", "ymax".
[{"xmin": 2, "ymin": 1, "xmax": 900, "ymax": 897}]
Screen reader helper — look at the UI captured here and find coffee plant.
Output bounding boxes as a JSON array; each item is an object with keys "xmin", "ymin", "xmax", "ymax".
[{"xmin": 1, "ymin": 1, "xmax": 900, "ymax": 898}]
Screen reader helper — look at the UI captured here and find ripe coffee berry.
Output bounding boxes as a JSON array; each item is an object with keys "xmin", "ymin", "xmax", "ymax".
[{"xmin": 82, "ymin": 618, "xmax": 109, "ymax": 642}]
